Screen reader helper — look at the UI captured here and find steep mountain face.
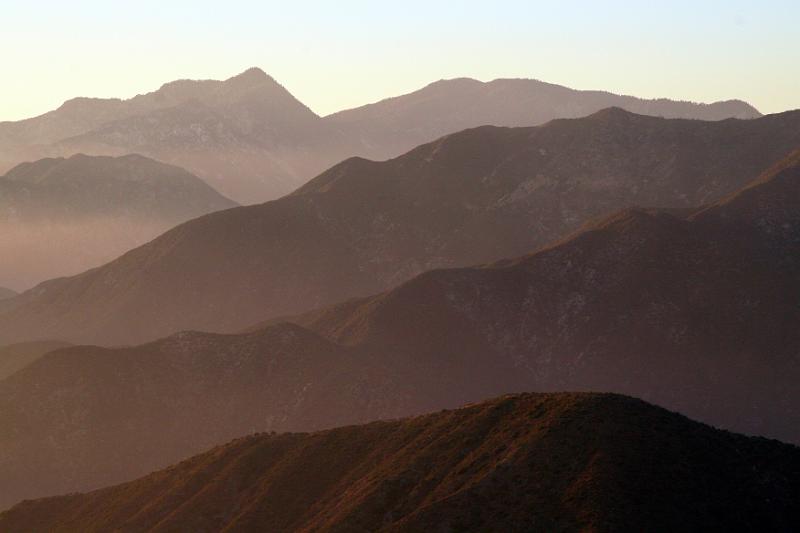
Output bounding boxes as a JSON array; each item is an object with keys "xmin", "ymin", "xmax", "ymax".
[
  {"xmin": 2, "ymin": 393, "xmax": 798, "ymax": 533},
  {"xmin": 0, "ymin": 68, "xmax": 356, "ymax": 202},
  {"xmin": 292, "ymin": 149, "xmax": 800, "ymax": 445},
  {"xmin": 0, "ymin": 324, "xmax": 362, "ymax": 509},
  {"xmin": 0, "ymin": 70, "xmax": 761, "ymax": 203},
  {"xmin": 326, "ymin": 77, "xmax": 762, "ymax": 160},
  {"xmin": 0, "ymin": 340, "xmax": 70, "ymax": 380},
  {"xmin": 1, "ymin": 154, "xmax": 799, "ymax": 510},
  {"xmin": 1, "ymin": 109, "xmax": 798, "ymax": 345},
  {"xmin": 0, "ymin": 153, "xmax": 236, "ymax": 290}
]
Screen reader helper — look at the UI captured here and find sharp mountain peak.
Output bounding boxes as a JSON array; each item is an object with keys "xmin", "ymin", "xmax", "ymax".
[{"xmin": 225, "ymin": 66, "xmax": 274, "ymax": 85}]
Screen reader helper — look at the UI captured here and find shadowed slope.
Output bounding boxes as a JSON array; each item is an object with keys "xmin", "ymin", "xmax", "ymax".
[
  {"xmin": 0, "ymin": 340, "xmax": 71, "ymax": 380},
  {"xmin": 1, "ymin": 153, "xmax": 799, "ymax": 510},
  {"xmin": 1, "ymin": 110, "xmax": 799, "ymax": 345},
  {"xmin": 292, "ymin": 150, "xmax": 800, "ymax": 444},
  {"xmin": 0, "ymin": 323, "xmax": 366, "ymax": 509},
  {"xmin": 0, "ymin": 153, "xmax": 236, "ymax": 289},
  {"xmin": 1, "ymin": 393, "xmax": 798, "ymax": 533}
]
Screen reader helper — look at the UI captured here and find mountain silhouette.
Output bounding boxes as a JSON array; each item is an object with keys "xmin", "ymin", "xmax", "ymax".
[
  {"xmin": 0, "ymin": 69, "xmax": 762, "ymax": 203},
  {"xmin": 0, "ymin": 109, "xmax": 798, "ymax": 345},
  {"xmin": 1, "ymin": 151, "xmax": 799, "ymax": 509},
  {"xmin": 0, "ymin": 324, "xmax": 356, "ymax": 508},
  {"xmin": 0, "ymin": 153, "xmax": 236, "ymax": 289},
  {"xmin": 286, "ymin": 148, "xmax": 800, "ymax": 443},
  {"xmin": 327, "ymin": 76, "xmax": 762, "ymax": 160},
  {"xmin": 0, "ymin": 340, "xmax": 70, "ymax": 380},
  {"xmin": 0, "ymin": 153, "xmax": 235, "ymax": 221},
  {"xmin": 1, "ymin": 393, "xmax": 798, "ymax": 533}
]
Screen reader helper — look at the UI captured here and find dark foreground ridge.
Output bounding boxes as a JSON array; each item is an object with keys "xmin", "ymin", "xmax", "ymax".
[{"xmin": 1, "ymin": 393, "xmax": 798, "ymax": 533}]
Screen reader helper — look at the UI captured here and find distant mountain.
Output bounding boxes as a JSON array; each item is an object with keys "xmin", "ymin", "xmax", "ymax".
[
  {"xmin": 1, "ymin": 109, "xmax": 798, "ymax": 345},
  {"xmin": 0, "ymin": 153, "xmax": 235, "ymax": 221},
  {"xmin": 2, "ymin": 393, "xmax": 798, "ymax": 533},
  {"xmin": 0, "ymin": 69, "xmax": 762, "ymax": 203},
  {"xmin": 326, "ymin": 77, "xmax": 762, "ymax": 160},
  {"xmin": 0, "ymin": 340, "xmax": 70, "ymax": 380},
  {"xmin": 0, "ymin": 153, "xmax": 236, "ymax": 290},
  {"xmin": 0, "ymin": 68, "xmax": 357, "ymax": 202},
  {"xmin": 1, "ymin": 152, "xmax": 799, "ymax": 509}
]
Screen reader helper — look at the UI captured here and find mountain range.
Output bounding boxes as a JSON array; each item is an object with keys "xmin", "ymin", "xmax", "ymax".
[
  {"xmin": 0, "ymin": 153, "xmax": 235, "ymax": 290},
  {"xmin": 1, "ymin": 149, "xmax": 798, "ymax": 510},
  {"xmin": 0, "ymin": 68, "xmax": 355, "ymax": 202},
  {"xmin": 326, "ymin": 76, "xmax": 761, "ymax": 161},
  {"xmin": 1, "ymin": 393, "xmax": 798, "ymax": 533},
  {"xmin": 288, "ymin": 147, "xmax": 800, "ymax": 443},
  {"xmin": 0, "ymin": 68, "xmax": 760, "ymax": 203},
  {"xmin": 1, "ymin": 108, "xmax": 797, "ymax": 345}
]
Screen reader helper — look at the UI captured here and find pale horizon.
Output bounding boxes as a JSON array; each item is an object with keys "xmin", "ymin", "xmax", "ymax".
[{"xmin": 2, "ymin": 0, "xmax": 799, "ymax": 122}]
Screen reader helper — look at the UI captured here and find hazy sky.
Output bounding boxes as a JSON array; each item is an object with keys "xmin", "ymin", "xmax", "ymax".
[{"xmin": 2, "ymin": 0, "xmax": 798, "ymax": 121}]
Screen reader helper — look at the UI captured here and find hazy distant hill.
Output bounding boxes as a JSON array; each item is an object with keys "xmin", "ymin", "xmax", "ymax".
[
  {"xmin": 0, "ymin": 153, "xmax": 235, "ymax": 221},
  {"xmin": 0, "ymin": 68, "xmax": 357, "ymax": 202},
  {"xmin": 0, "ymin": 288, "xmax": 15, "ymax": 301},
  {"xmin": 0, "ymin": 153, "xmax": 236, "ymax": 290},
  {"xmin": 2, "ymin": 393, "xmax": 798, "ymax": 533},
  {"xmin": 0, "ymin": 340, "xmax": 70, "ymax": 380},
  {"xmin": 1, "ymin": 109, "xmax": 797, "ymax": 345},
  {"xmin": 327, "ymin": 76, "xmax": 762, "ymax": 160},
  {"xmin": 1, "ymin": 153, "xmax": 799, "ymax": 509},
  {"xmin": 0, "ymin": 69, "xmax": 761, "ymax": 203}
]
